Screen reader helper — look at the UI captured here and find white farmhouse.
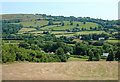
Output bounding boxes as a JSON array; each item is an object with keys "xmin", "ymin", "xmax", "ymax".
[
  {"xmin": 79, "ymin": 36, "xmax": 82, "ymax": 39},
  {"xmin": 103, "ymin": 53, "xmax": 109, "ymax": 56},
  {"xmin": 66, "ymin": 52, "xmax": 70, "ymax": 55},
  {"xmin": 98, "ymin": 37, "xmax": 105, "ymax": 41}
]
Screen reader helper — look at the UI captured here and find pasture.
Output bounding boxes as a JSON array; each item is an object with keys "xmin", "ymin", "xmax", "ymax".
[
  {"xmin": 20, "ymin": 20, "xmax": 48, "ymax": 27},
  {"xmin": 76, "ymin": 31, "xmax": 107, "ymax": 35},
  {"xmin": 18, "ymin": 28, "xmax": 37, "ymax": 33},
  {"xmin": 52, "ymin": 21, "xmax": 98, "ymax": 30},
  {"xmin": 106, "ymin": 40, "xmax": 119, "ymax": 43},
  {"xmin": 2, "ymin": 61, "xmax": 118, "ymax": 80}
]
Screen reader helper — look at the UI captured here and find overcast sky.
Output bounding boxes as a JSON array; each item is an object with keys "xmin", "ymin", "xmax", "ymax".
[{"xmin": 0, "ymin": 0, "xmax": 119, "ymax": 20}]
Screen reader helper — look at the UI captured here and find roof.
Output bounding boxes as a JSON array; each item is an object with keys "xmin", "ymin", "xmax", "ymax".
[
  {"xmin": 66, "ymin": 52, "xmax": 70, "ymax": 55},
  {"xmin": 103, "ymin": 53, "xmax": 109, "ymax": 56},
  {"xmin": 66, "ymin": 36, "xmax": 76, "ymax": 38}
]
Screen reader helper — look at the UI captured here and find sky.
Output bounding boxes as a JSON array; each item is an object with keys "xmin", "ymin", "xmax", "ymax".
[{"xmin": 0, "ymin": 0, "xmax": 119, "ymax": 20}]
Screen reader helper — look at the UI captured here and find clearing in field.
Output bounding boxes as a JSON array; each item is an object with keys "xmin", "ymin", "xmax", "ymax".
[{"xmin": 2, "ymin": 61, "xmax": 118, "ymax": 80}]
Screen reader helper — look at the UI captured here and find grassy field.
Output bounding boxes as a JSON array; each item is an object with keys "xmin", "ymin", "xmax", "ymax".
[
  {"xmin": 55, "ymin": 34, "xmax": 75, "ymax": 37},
  {"xmin": 40, "ymin": 25, "xmax": 60, "ymax": 30},
  {"xmin": 106, "ymin": 40, "xmax": 119, "ymax": 43},
  {"xmin": 73, "ymin": 39, "xmax": 83, "ymax": 42},
  {"xmin": 18, "ymin": 28, "xmax": 37, "ymax": 33},
  {"xmin": 68, "ymin": 57, "xmax": 87, "ymax": 61},
  {"xmin": 20, "ymin": 20, "xmax": 49, "ymax": 27},
  {"xmin": 29, "ymin": 31, "xmax": 44, "ymax": 34},
  {"xmin": 2, "ymin": 61, "xmax": 118, "ymax": 80},
  {"xmin": 51, "ymin": 31, "xmax": 74, "ymax": 34},
  {"xmin": 53, "ymin": 21, "xmax": 98, "ymax": 30},
  {"xmin": 76, "ymin": 31, "xmax": 108, "ymax": 35}
]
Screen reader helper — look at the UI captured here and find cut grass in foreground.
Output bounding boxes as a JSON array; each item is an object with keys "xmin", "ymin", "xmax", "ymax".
[{"xmin": 2, "ymin": 61, "xmax": 118, "ymax": 80}]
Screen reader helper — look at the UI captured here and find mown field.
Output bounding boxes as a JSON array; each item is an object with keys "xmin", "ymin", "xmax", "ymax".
[{"xmin": 2, "ymin": 61, "xmax": 118, "ymax": 80}]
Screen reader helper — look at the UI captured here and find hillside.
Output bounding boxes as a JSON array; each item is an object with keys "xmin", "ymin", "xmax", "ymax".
[
  {"xmin": 2, "ymin": 14, "xmax": 120, "ymax": 64},
  {"xmin": 2, "ymin": 14, "xmax": 119, "ymax": 38}
]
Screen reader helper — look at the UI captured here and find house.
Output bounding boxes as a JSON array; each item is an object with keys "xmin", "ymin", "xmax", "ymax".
[
  {"xmin": 79, "ymin": 36, "xmax": 82, "ymax": 39},
  {"xmin": 66, "ymin": 52, "xmax": 70, "ymax": 55},
  {"xmin": 90, "ymin": 39, "xmax": 93, "ymax": 41},
  {"xmin": 98, "ymin": 37, "xmax": 105, "ymax": 41},
  {"xmin": 66, "ymin": 36, "xmax": 76, "ymax": 38},
  {"xmin": 103, "ymin": 53, "xmax": 109, "ymax": 56},
  {"xmin": 46, "ymin": 52, "xmax": 55, "ymax": 55},
  {"xmin": 40, "ymin": 50, "xmax": 45, "ymax": 53}
]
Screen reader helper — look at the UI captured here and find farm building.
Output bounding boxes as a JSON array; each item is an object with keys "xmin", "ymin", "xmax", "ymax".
[
  {"xmin": 46, "ymin": 52, "xmax": 55, "ymax": 55},
  {"xmin": 79, "ymin": 36, "xmax": 82, "ymax": 39},
  {"xmin": 66, "ymin": 52, "xmax": 70, "ymax": 55},
  {"xmin": 98, "ymin": 37, "xmax": 105, "ymax": 41},
  {"xmin": 40, "ymin": 50, "xmax": 45, "ymax": 53},
  {"xmin": 67, "ymin": 36, "xmax": 76, "ymax": 38},
  {"xmin": 103, "ymin": 53, "xmax": 109, "ymax": 56},
  {"xmin": 90, "ymin": 39, "xmax": 93, "ymax": 41}
]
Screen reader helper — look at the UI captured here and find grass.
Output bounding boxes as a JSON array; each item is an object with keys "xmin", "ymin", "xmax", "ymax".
[
  {"xmin": 3, "ymin": 40, "xmax": 24, "ymax": 43},
  {"xmin": 2, "ymin": 61, "xmax": 118, "ymax": 80},
  {"xmin": 76, "ymin": 31, "xmax": 107, "ymax": 35},
  {"xmin": 52, "ymin": 21, "xmax": 98, "ymax": 30},
  {"xmin": 106, "ymin": 40, "xmax": 119, "ymax": 43},
  {"xmin": 18, "ymin": 28, "xmax": 37, "ymax": 33},
  {"xmin": 54, "ymin": 31, "xmax": 108, "ymax": 37},
  {"xmin": 68, "ymin": 57, "xmax": 87, "ymax": 61},
  {"xmin": 55, "ymin": 34, "xmax": 75, "ymax": 37},
  {"xmin": 73, "ymin": 39, "xmax": 83, "ymax": 42},
  {"xmin": 20, "ymin": 20, "xmax": 49, "ymax": 27},
  {"xmin": 29, "ymin": 31, "xmax": 44, "ymax": 34},
  {"xmin": 51, "ymin": 31, "xmax": 74, "ymax": 35},
  {"xmin": 40, "ymin": 25, "xmax": 60, "ymax": 30}
]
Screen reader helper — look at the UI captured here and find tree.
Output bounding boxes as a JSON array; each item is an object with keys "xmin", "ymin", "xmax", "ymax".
[
  {"xmin": 19, "ymin": 42, "xmax": 30, "ymax": 49},
  {"xmin": 83, "ymin": 22, "xmax": 86, "ymax": 24},
  {"xmin": 61, "ymin": 21, "xmax": 64, "ymax": 26},
  {"xmin": 115, "ymin": 49, "xmax": 120, "ymax": 61},
  {"xmin": 88, "ymin": 49, "xmax": 94, "ymax": 61},
  {"xmin": 76, "ymin": 24, "xmax": 79, "ymax": 27},
  {"xmin": 70, "ymin": 20, "xmax": 73, "ymax": 25},
  {"xmin": 96, "ymin": 52, "xmax": 101, "ymax": 61},
  {"xmin": 56, "ymin": 47, "xmax": 67, "ymax": 62},
  {"xmin": 90, "ymin": 27, "xmax": 93, "ymax": 30},
  {"xmin": 48, "ymin": 20, "xmax": 53, "ymax": 25},
  {"xmin": 106, "ymin": 49, "xmax": 115, "ymax": 61}
]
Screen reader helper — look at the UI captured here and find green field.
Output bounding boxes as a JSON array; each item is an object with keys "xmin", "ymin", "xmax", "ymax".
[
  {"xmin": 20, "ymin": 20, "xmax": 49, "ymax": 27},
  {"xmin": 68, "ymin": 57, "xmax": 88, "ymax": 61},
  {"xmin": 40, "ymin": 25, "xmax": 60, "ymax": 30},
  {"xmin": 106, "ymin": 40, "xmax": 119, "ymax": 43},
  {"xmin": 18, "ymin": 28, "xmax": 37, "ymax": 33},
  {"xmin": 76, "ymin": 31, "xmax": 108, "ymax": 35},
  {"xmin": 53, "ymin": 21, "xmax": 98, "ymax": 30}
]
